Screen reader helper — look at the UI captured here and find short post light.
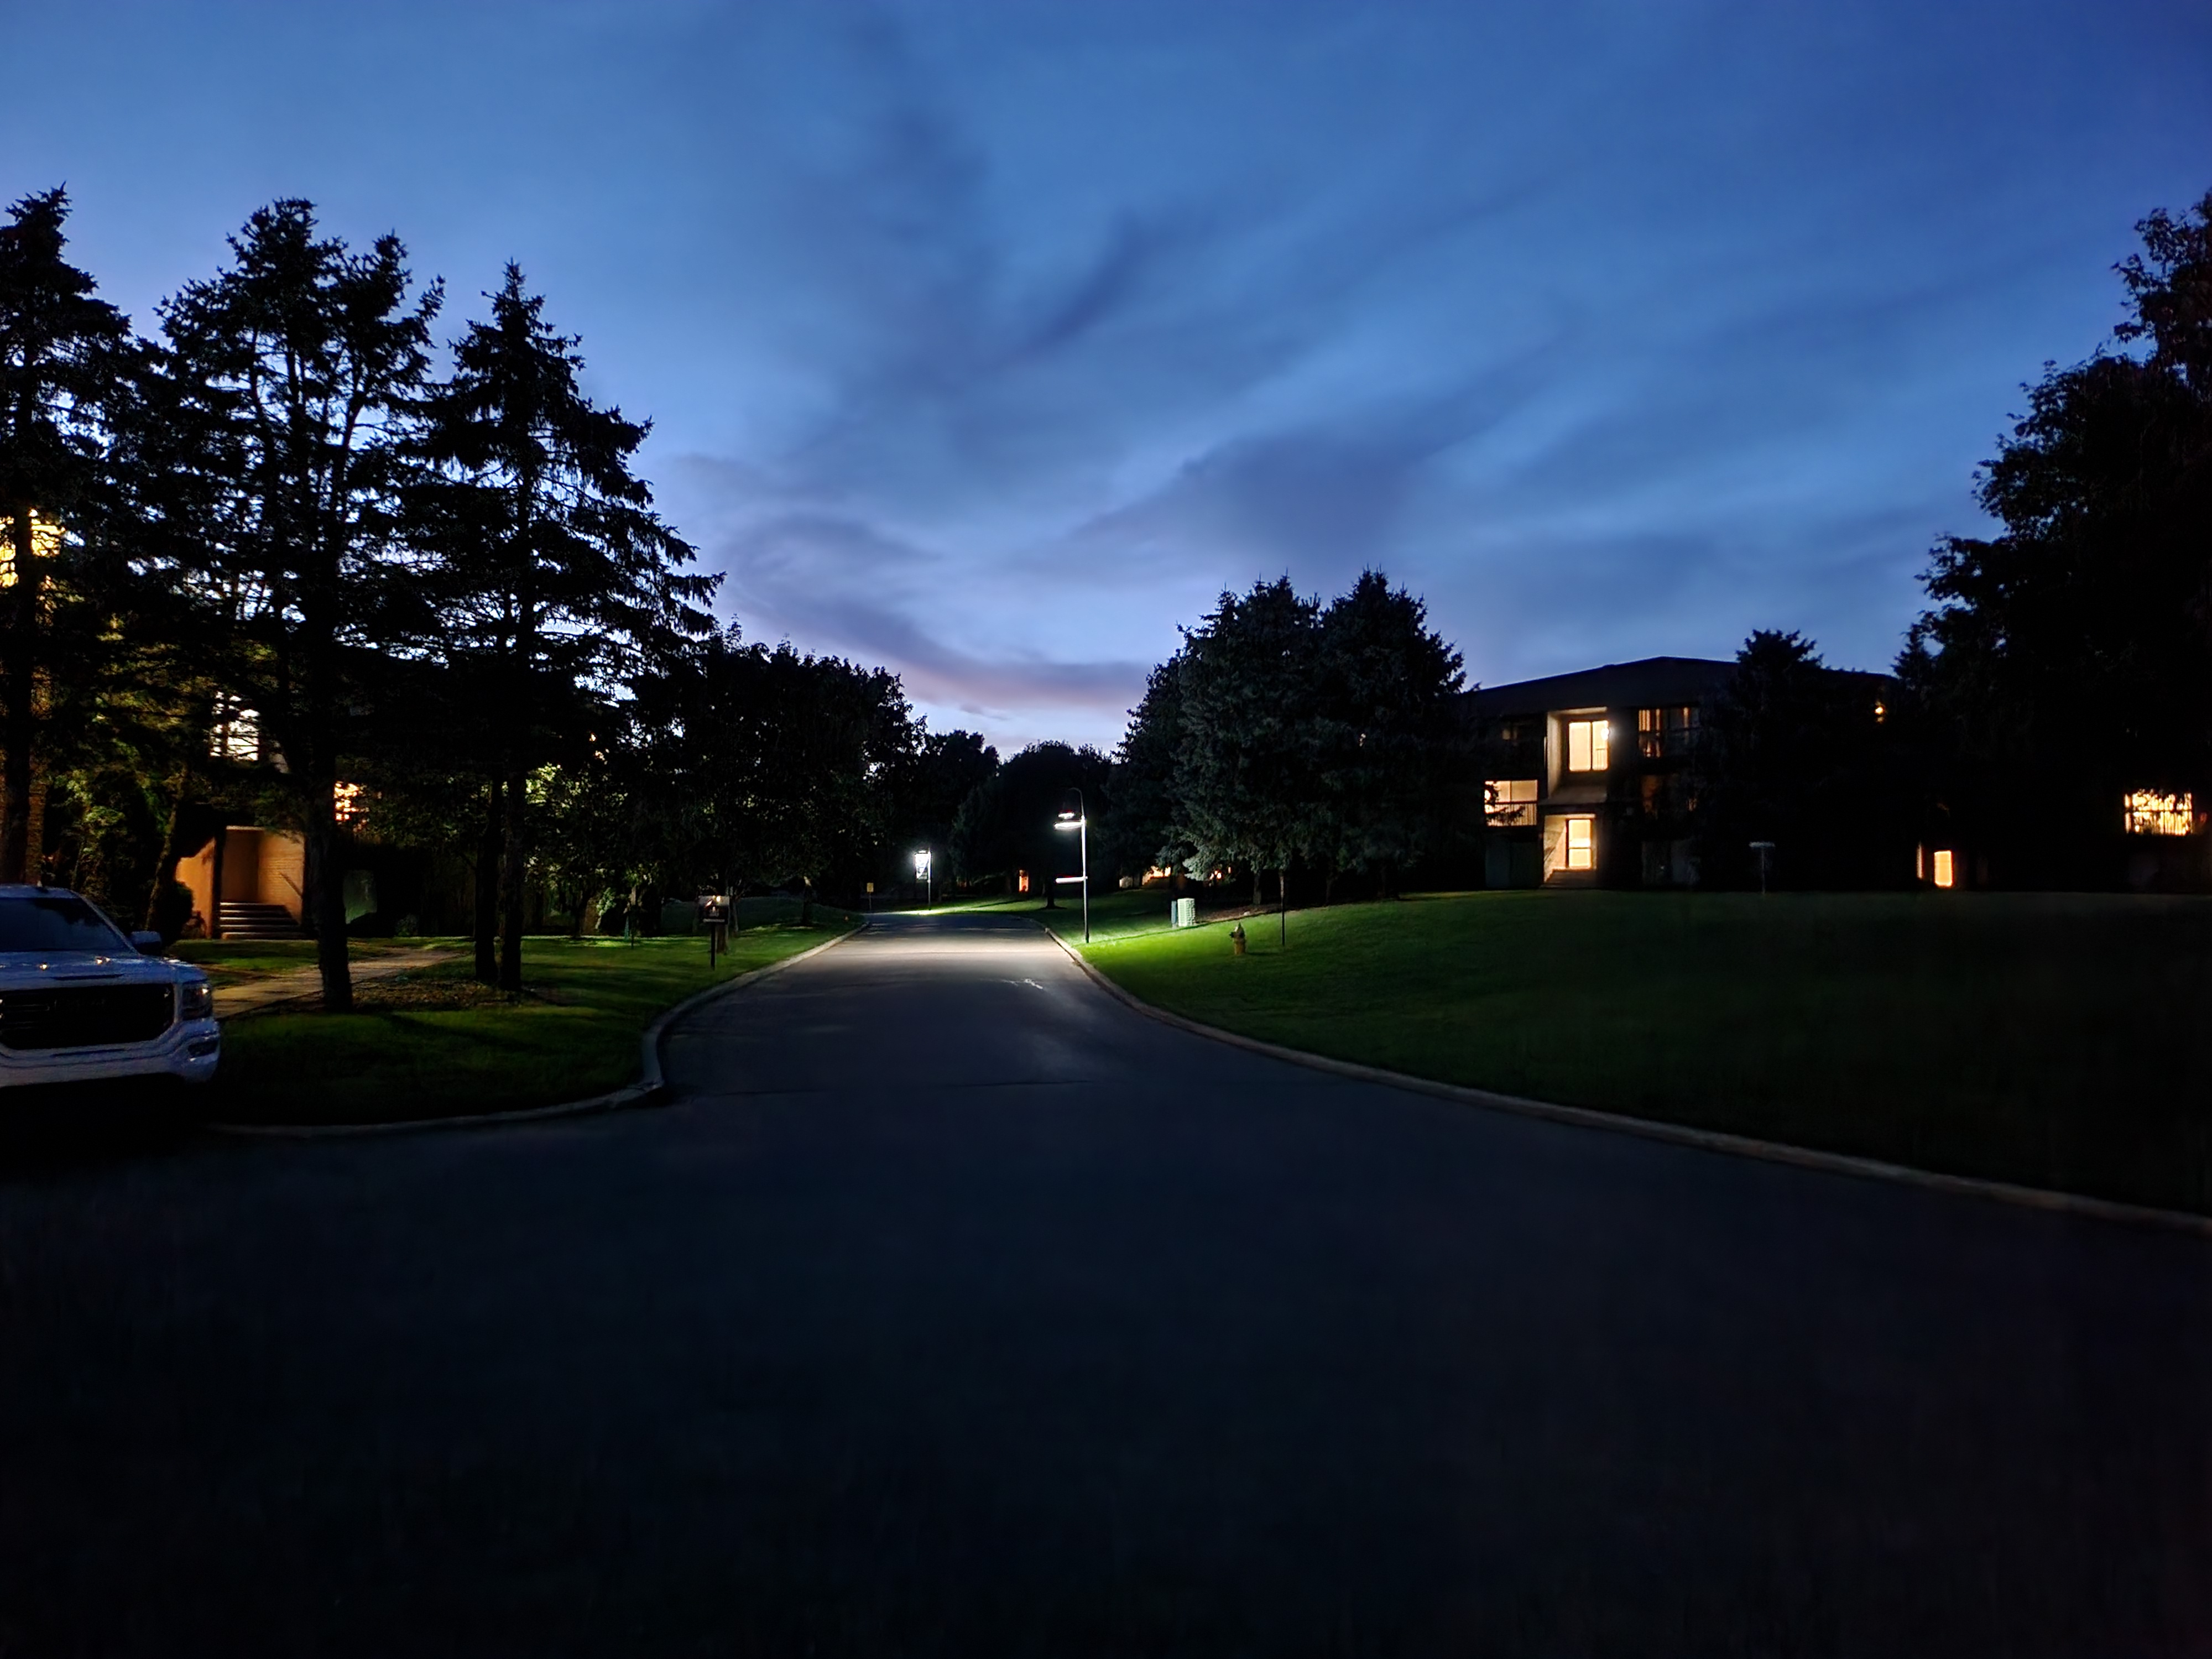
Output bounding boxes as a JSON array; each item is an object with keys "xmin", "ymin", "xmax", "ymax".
[
  {"xmin": 914, "ymin": 847, "xmax": 932, "ymax": 910},
  {"xmin": 1750, "ymin": 840, "xmax": 1775, "ymax": 897},
  {"xmin": 1054, "ymin": 792, "xmax": 1089, "ymax": 943}
]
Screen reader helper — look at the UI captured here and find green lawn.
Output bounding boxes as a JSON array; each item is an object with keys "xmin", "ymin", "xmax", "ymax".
[
  {"xmin": 208, "ymin": 918, "xmax": 854, "ymax": 1126},
  {"xmin": 1039, "ymin": 890, "xmax": 2212, "ymax": 1215}
]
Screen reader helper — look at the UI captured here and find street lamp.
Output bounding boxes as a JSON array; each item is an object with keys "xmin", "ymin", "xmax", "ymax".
[
  {"xmin": 1054, "ymin": 792, "xmax": 1089, "ymax": 943},
  {"xmin": 914, "ymin": 847, "xmax": 932, "ymax": 910}
]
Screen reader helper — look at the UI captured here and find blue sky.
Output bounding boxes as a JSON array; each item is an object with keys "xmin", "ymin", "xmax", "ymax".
[{"xmin": 7, "ymin": 1, "xmax": 2209, "ymax": 749}]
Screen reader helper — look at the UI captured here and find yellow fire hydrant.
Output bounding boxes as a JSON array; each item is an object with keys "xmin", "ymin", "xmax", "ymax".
[{"xmin": 1230, "ymin": 923, "xmax": 1247, "ymax": 956}]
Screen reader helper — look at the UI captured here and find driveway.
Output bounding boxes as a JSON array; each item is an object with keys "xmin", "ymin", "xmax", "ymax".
[{"xmin": 2, "ymin": 910, "xmax": 2207, "ymax": 1655}]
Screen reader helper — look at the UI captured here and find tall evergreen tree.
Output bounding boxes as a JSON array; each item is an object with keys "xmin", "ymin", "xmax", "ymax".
[
  {"xmin": 1693, "ymin": 629, "xmax": 1892, "ymax": 889},
  {"xmin": 1313, "ymin": 570, "xmax": 1464, "ymax": 895},
  {"xmin": 0, "ymin": 187, "xmax": 132, "ymax": 883},
  {"xmin": 141, "ymin": 200, "xmax": 439, "ymax": 1009},
  {"xmin": 416, "ymin": 266, "xmax": 716, "ymax": 989},
  {"xmin": 1173, "ymin": 577, "xmax": 1323, "ymax": 899},
  {"xmin": 1107, "ymin": 655, "xmax": 1191, "ymax": 880}
]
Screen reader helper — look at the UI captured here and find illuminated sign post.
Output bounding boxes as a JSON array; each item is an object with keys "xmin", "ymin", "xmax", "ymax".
[{"xmin": 697, "ymin": 892, "xmax": 732, "ymax": 964}]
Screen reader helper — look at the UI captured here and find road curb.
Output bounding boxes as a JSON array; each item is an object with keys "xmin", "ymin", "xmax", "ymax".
[
  {"xmin": 1036, "ymin": 922, "xmax": 2212, "ymax": 1240},
  {"xmin": 207, "ymin": 926, "xmax": 860, "ymax": 1141}
]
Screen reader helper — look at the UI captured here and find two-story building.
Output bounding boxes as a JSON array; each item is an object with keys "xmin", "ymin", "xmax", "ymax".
[{"xmin": 1467, "ymin": 657, "xmax": 1735, "ymax": 888}]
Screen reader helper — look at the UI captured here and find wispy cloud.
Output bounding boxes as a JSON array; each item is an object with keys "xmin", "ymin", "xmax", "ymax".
[{"xmin": 20, "ymin": 0, "xmax": 2200, "ymax": 748}]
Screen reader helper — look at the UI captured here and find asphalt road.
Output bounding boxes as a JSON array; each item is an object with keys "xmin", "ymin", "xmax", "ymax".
[{"xmin": 3, "ymin": 910, "xmax": 2209, "ymax": 1656}]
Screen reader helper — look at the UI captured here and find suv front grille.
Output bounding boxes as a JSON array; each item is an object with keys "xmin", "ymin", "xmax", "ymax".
[{"xmin": 0, "ymin": 984, "xmax": 176, "ymax": 1051}]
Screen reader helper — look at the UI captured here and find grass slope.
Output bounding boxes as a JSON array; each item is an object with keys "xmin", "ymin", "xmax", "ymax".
[
  {"xmin": 1044, "ymin": 889, "xmax": 2212, "ymax": 1215},
  {"xmin": 211, "ymin": 920, "xmax": 852, "ymax": 1126}
]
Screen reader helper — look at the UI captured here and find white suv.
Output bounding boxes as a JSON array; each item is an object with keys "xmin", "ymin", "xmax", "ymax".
[{"xmin": 0, "ymin": 886, "xmax": 220, "ymax": 1088}]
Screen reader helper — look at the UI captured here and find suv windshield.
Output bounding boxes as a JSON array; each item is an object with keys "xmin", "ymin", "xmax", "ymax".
[{"xmin": 0, "ymin": 895, "xmax": 130, "ymax": 953}]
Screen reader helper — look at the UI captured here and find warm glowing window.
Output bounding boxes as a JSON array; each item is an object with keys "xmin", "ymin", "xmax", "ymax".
[
  {"xmin": 1485, "ymin": 778, "xmax": 1538, "ymax": 826},
  {"xmin": 1564, "ymin": 816, "xmax": 1595, "ymax": 871},
  {"xmin": 1016, "ymin": 870, "xmax": 1030, "ymax": 894},
  {"xmin": 1636, "ymin": 706, "xmax": 1697, "ymax": 758},
  {"xmin": 1932, "ymin": 849, "xmax": 1955, "ymax": 889},
  {"xmin": 2122, "ymin": 791, "xmax": 2195, "ymax": 836},
  {"xmin": 1566, "ymin": 719, "xmax": 1609, "ymax": 773}
]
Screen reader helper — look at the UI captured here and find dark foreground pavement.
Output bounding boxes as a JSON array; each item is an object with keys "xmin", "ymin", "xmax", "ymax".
[{"xmin": 2, "ymin": 911, "xmax": 2208, "ymax": 1655}]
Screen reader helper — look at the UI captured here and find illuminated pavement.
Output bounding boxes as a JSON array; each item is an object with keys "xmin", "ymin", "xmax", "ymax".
[{"xmin": 3, "ymin": 910, "xmax": 2208, "ymax": 1654}]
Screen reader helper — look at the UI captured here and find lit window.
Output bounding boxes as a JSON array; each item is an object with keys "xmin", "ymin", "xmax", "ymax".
[
  {"xmin": 2122, "ymin": 791, "xmax": 2195, "ymax": 836},
  {"xmin": 1932, "ymin": 849, "xmax": 1954, "ymax": 889},
  {"xmin": 1485, "ymin": 779, "xmax": 1538, "ymax": 826},
  {"xmin": 1636, "ymin": 706, "xmax": 1698, "ymax": 758},
  {"xmin": 1566, "ymin": 718, "xmax": 1609, "ymax": 773},
  {"xmin": 1564, "ymin": 816, "xmax": 1595, "ymax": 871}
]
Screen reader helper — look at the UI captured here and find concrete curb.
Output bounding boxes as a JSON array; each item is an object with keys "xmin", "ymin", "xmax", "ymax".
[
  {"xmin": 208, "ymin": 926, "xmax": 859, "ymax": 1141},
  {"xmin": 1036, "ymin": 922, "xmax": 2212, "ymax": 1241}
]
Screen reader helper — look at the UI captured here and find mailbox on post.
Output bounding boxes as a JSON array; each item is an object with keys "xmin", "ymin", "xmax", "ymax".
[{"xmin": 697, "ymin": 893, "xmax": 732, "ymax": 964}]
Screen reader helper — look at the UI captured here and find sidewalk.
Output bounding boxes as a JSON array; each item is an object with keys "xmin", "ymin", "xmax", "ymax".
[{"xmin": 213, "ymin": 946, "xmax": 461, "ymax": 1019}]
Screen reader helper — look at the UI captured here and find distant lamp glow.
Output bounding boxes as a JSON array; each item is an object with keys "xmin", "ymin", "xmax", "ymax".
[
  {"xmin": 914, "ymin": 847, "xmax": 932, "ymax": 909},
  {"xmin": 1932, "ymin": 849, "xmax": 1955, "ymax": 889}
]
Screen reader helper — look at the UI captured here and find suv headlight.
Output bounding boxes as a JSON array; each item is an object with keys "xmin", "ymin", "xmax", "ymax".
[{"xmin": 179, "ymin": 980, "xmax": 214, "ymax": 1021}]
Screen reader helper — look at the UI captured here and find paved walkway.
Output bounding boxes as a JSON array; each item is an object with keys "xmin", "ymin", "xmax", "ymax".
[
  {"xmin": 211, "ymin": 945, "xmax": 460, "ymax": 1018},
  {"xmin": 3, "ymin": 911, "xmax": 2207, "ymax": 1655}
]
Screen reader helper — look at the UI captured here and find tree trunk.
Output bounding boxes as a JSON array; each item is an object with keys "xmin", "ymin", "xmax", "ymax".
[
  {"xmin": 305, "ymin": 778, "xmax": 353, "ymax": 1013},
  {"xmin": 497, "ymin": 768, "xmax": 526, "ymax": 992},
  {"xmin": 474, "ymin": 778, "xmax": 502, "ymax": 984},
  {"xmin": 143, "ymin": 761, "xmax": 195, "ymax": 932},
  {"xmin": 1, "ymin": 507, "xmax": 38, "ymax": 884}
]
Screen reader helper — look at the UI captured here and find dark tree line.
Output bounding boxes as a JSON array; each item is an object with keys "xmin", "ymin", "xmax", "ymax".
[
  {"xmin": 1898, "ymin": 190, "xmax": 2212, "ymax": 886},
  {"xmin": 0, "ymin": 190, "xmax": 996, "ymax": 1006}
]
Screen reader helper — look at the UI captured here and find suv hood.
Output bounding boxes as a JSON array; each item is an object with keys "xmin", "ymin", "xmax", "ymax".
[{"xmin": 0, "ymin": 951, "xmax": 196, "ymax": 986}]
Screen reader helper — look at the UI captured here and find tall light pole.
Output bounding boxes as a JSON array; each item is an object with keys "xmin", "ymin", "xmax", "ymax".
[
  {"xmin": 915, "ymin": 847, "xmax": 932, "ymax": 910},
  {"xmin": 1054, "ymin": 792, "xmax": 1089, "ymax": 943}
]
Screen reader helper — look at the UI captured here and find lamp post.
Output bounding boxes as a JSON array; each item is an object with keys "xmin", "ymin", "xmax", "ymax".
[
  {"xmin": 1054, "ymin": 792, "xmax": 1089, "ymax": 943},
  {"xmin": 1750, "ymin": 839, "xmax": 1775, "ymax": 897},
  {"xmin": 915, "ymin": 847, "xmax": 932, "ymax": 910}
]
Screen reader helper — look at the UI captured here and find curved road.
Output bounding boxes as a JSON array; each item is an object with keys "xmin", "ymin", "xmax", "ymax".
[{"xmin": 3, "ymin": 911, "xmax": 2208, "ymax": 1654}]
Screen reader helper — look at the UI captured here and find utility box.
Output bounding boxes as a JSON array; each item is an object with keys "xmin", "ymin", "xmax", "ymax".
[{"xmin": 1171, "ymin": 896, "xmax": 1197, "ymax": 929}]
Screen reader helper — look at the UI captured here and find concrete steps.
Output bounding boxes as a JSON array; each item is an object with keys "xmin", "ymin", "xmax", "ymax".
[{"xmin": 219, "ymin": 902, "xmax": 302, "ymax": 940}]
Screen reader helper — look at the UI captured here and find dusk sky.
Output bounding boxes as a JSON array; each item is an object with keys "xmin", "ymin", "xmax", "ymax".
[{"xmin": 7, "ymin": 1, "xmax": 2209, "ymax": 751}]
